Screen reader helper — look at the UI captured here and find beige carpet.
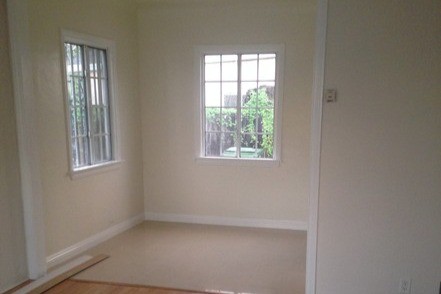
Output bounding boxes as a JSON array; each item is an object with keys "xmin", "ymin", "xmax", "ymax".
[{"xmin": 72, "ymin": 221, "xmax": 306, "ymax": 294}]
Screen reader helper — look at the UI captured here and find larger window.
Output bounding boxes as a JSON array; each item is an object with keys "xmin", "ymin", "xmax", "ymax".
[
  {"xmin": 198, "ymin": 45, "xmax": 283, "ymax": 162},
  {"xmin": 62, "ymin": 31, "xmax": 118, "ymax": 176}
]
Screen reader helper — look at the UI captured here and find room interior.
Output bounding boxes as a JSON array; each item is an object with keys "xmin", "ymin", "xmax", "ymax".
[{"xmin": 1, "ymin": 0, "xmax": 440, "ymax": 294}]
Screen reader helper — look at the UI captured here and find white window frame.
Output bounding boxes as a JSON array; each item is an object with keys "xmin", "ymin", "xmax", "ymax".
[
  {"xmin": 61, "ymin": 30, "xmax": 120, "ymax": 179},
  {"xmin": 195, "ymin": 44, "xmax": 284, "ymax": 167}
]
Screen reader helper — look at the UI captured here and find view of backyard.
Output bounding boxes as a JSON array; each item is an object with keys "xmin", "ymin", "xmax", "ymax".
[{"xmin": 203, "ymin": 54, "xmax": 276, "ymax": 159}]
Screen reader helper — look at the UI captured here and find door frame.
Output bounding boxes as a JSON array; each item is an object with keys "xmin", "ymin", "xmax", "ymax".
[
  {"xmin": 306, "ymin": 0, "xmax": 328, "ymax": 293},
  {"xmin": 7, "ymin": 0, "xmax": 47, "ymax": 279}
]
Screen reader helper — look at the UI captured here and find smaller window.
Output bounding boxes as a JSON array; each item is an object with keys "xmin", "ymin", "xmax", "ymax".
[
  {"xmin": 196, "ymin": 45, "xmax": 284, "ymax": 164},
  {"xmin": 62, "ymin": 31, "xmax": 119, "ymax": 177}
]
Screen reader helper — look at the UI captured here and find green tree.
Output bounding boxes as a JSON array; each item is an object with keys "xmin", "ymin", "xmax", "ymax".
[{"xmin": 242, "ymin": 88, "xmax": 274, "ymax": 157}]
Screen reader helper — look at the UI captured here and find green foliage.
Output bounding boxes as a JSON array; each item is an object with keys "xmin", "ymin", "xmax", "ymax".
[
  {"xmin": 205, "ymin": 87, "xmax": 274, "ymax": 157},
  {"xmin": 241, "ymin": 88, "xmax": 274, "ymax": 157},
  {"xmin": 205, "ymin": 108, "xmax": 236, "ymax": 132},
  {"xmin": 66, "ymin": 43, "xmax": 88, "ymax": 137}
]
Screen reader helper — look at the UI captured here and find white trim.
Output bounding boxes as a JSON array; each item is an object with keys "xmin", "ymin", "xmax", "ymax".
[
  {"xmin": 61, "ymin": 29, "xmax": 115, "ymax": 49},
  {"xmin": 7, "ymin": 0, "xmax": 47, "ymax": 279},
  {"xmin": 46, "ymin": 214, "xmax": 144, "ymax": 268},
  {"xmin": 68, "ymin": 160, "xmax": 123, "ymax": 180},
  {"xmin": 306, "ymin": 0, "xmax": 328, "ymax": 294},
  {"xmin": 195, "ymin": 44, "xmax": 285, "ymax": 55},
  {"xmin": 145, "ymin": 212, "xmax": 307, "ymax": 231},
  {"xmin": 195, "ymin": 157, "xmax": 280, "ymax": 167},
  {"xmin": 194, "ymin": 44, "xmax": 284, "ymax": 163},
  {"xmin": 60, "ymin": 30, "xmax": 121, "ymax": 179}
]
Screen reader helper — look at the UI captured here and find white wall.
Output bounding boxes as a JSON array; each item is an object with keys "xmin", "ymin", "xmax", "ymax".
[
  {"xmin": 0, "ymin": 0, "xmax": 28, "ymax": 291},
  {"xmin": 138, "ymin": 0, "xmax": 316, "ymax": 223},
  {"xmin": 317, "ymin": 1, "xmax": 441, "ymax": 293},
  {"xmin": 27, "ymin": 0, "xmax": 144, "ymax": 256}
]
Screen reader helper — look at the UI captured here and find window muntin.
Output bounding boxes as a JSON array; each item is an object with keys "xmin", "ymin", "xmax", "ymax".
[
  {"xmin": 202, "ymin": 53, "xmax": 277, "ymax": 159},
  {"xmin": 64, "ymin": 42, "xmax": 113, "ymax": 169}
]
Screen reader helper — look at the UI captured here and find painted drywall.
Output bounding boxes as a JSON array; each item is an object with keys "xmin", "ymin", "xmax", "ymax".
[
  {"xmin": 317, "ymin": 1, "xmax": 441, "ymax": 293},
  {"xmin": 0, "ymin": 0, "xmax": 28, "ymax": 291},
  {"xmin": 27, "ymin": 0, "xmax": 144, "ymax": 256},
  {"xmin": 138, "ymin": 0, "xmax": 316, "ymax": 222}
]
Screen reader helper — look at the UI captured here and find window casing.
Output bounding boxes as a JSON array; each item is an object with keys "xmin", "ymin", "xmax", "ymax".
[
  {"xmin": 197, "ymin": 45, "xmax": 284, "ymax": 164},
  {"xmin": 62, "ymin": 31, "xmax": 119, "ymax": 177}
]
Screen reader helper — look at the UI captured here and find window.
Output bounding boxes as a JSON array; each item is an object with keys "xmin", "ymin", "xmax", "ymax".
[
  {"xmin": 62, "ymin": 31, "xmax": 119, "ymax": 177},
  {"xmin": 197, "ymin": 45, "xmax": 283, "ymax": 163}
]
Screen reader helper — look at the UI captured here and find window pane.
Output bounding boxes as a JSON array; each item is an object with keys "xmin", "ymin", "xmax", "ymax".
[
  {"xmin": 92, "ymin": 135, "xmax": 111, "ymax": 163},
  {"xmin": 241, "ymin": 133, "xmax": 256, "ymax": 148},
  {"xmin": 221, "ymin": 133, "xmax": 236, "ymax": 157},
  {"xmin": 221, "ymin": 55, "xmax": 237, "ymax": 81},
  {"xmin": 243, "ymin": 88, "xmax": 260, "ymax": 109},
  {"xmin": 205, "ymin": 132, "xmax": 221, "ymax": 156},
  {"xmin": 200, "ymin": 49, "xmax": 279, "ymax": 161},
  {"xmin": 71, "ymin": 106, "xmax": 88, "ymax": 136},
  {"xmin": 100, "ymin": 78, "xmax": 109, "ymax": 106},
  {"xmin": 97, "ymin": 108, "xmax": 104, "ymax": 134},
  {"xmin": 65, "ymin": 40, "xmax": 114, "ymax": 170},
  {"xmin": 241, "ymin": 108, "xmax": 257, "ymax": 133},
  {"xmin": 68, "ymin": 77, "xmax": 86, "ymax": 107},
  {"xmin": 205, "ymin": 107, "xmax": 221, "ymax": 131},
  {"xmin": 90, "ymin": 76, "xmax": 99, "ymax": 105},
  {"xmin": 98, "ymin": 50, "xmax": 107, "ymax": 78},
  {"xmin": 258, "ymin": 54, "xmax": 276, "ymax": 81},
  {"xmin": 91, "ymin": 106, "xmax": 103, "ymax": 134},
  {"xmin": 205, "ymin": 82, "xmax": 221, "ymax": 107},
  {"xmin": 241, "ymin": 82, "xmax": 258, "ymax": 107},
  {"xmin": 257, "ymin": 133, "xmax": 274, "ymax": 158},
  {"xmin": 240, "ymin": 134, "xmax": 259, "ymax": 158},
  {"xmin": 205, "ymin": 55, "xmax": 221, "ymax": 81},
  {"xmin": 241, "ymin": 54, "xmax": 258, "ymax": 81},
  {"xmin": 221, "ymin": 108, "xmax": 237, "ymax": 132},
  {"xmin": 65, "ymin": 42, "xmax": 91, "ymax": 168},
  {"xmin": 92, "ymin": 135, "xmax": 112, "ymax": 164},
  {"xmin": 66, "ymin": 43, "xmax": 87, "ymax": 143},
  {"xmin": 65, "ymin": 43, "xmax": 83, "ymax": 77},
  {"xmin": 71, "ymin": 138, "xmax": 80, "ymax": 167},
  {"xmin": 88, "ymin": 48, "xmax": 108, "ymax": 106},
  {"xmin": 73, "ymin": 136, "xmax": 89, "ymax": 167},
  {"xmin": 91, "ymin": 136, "xmax": 103, "ymax": 163},
  {"xmin": 103, "ymin": 107, "xmax": 111, "ymax": 134},
  {"xmin": 222, "ymin": 82, "xmax": 237, "ymax": 107},
  {"xmin": 256, "ymin": 83, "xmax": 275, "ymax": 108},
  {"xmin": 88, "ymin": 47, "xmax": 98, "ymax": 78},
  {"xmin": 91, "ymin": 106, "xmax": 112, "ymax": 136},
  {"xmin": 103, "ymin": 135, "xmax": 112, "ymax": 161},
  {"xmin": 257, "ymin": 108, "xmax": 274, "ymax": 134}
]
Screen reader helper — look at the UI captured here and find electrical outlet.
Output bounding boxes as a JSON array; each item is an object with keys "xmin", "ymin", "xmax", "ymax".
[{"xmin": 399, "ymin": 278, "xmax": 411, "ymax": 294}]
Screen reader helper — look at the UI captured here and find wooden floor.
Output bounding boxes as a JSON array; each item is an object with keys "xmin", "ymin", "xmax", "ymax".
[{"xmin": 45, "ymin": 279, "xmax": 209, "ymax": 294}]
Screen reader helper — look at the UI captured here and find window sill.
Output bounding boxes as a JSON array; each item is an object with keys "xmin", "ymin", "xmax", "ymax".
[
  {"xmin": 68, "ymin": 160, "xmax": 122, "ymax": 180},
  {"xmin": 195, "ymin": 157, "xmax": 280, "ymax": 167}
]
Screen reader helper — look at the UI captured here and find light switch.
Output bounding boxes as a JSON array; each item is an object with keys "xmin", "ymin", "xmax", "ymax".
[{"xmin": 325, "ymin": 89, "xmax": 337, "ymax": 103}]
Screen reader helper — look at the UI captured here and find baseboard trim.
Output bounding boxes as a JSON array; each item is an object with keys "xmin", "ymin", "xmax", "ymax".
[
  {"xmin": 1, "ymin": 278, "xmax": 31, "ymax": 294},
  {"xmin": 46, "ymin": 214, "xmax": 144, "ymax": 268},
  {"xmin": 144, "ymin": 212, "xmax": 307, "ymax": 231}
]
